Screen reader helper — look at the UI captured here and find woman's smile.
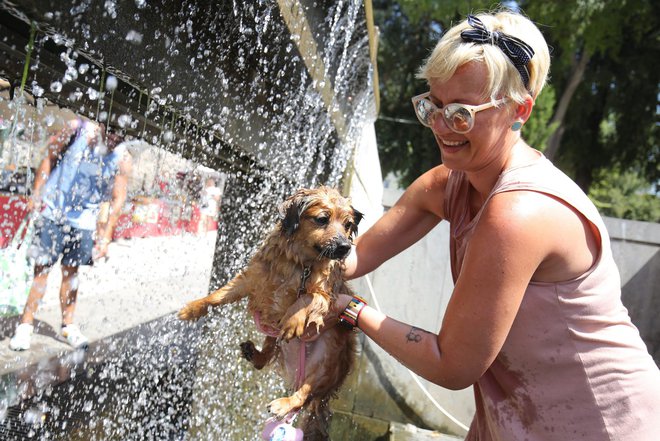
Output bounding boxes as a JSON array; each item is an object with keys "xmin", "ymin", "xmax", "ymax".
[
  {"xmin": 437, "ymin": 136, "xmax": 469, "ymax": 153},
  {"xmin": 439, "ymin": 138, "xmax": 468, "ymax": 147}
]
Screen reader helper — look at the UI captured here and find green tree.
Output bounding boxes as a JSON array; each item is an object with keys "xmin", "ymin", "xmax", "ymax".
[
  {"xmin": 372, "ymin": 0, "xmax": 444, "ymax": 186},
  {"xmin": 373, "ymin": 0, "xmax": 659, "ymax": 221},
  {"xmin": 522, "ymin": 0, "xmax": 659, "ymax": 191},
  {"xmin": 589, "ymin": 168, "xmax": 660, "ymax": 222}
]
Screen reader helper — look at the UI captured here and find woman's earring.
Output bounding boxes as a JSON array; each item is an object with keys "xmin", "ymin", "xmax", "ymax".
[{"xmin": 511, "ymin": 121, "xmax": 523, "ymax": 131}]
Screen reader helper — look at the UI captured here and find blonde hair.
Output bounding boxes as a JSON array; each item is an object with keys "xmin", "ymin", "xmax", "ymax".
[{"xmin": 417, "ymin": 11, "xmax": 550, "ymax": 103}]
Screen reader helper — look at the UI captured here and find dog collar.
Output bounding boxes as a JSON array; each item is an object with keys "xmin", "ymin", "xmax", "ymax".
[{"xmin": 297, "ymin": 266, "xmax": 311, "ymax": 297}]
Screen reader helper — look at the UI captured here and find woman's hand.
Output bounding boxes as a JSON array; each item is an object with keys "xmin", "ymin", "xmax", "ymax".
[{"xmin": 299, "ymin": 294, "xmax": 354, "ymax": 340}]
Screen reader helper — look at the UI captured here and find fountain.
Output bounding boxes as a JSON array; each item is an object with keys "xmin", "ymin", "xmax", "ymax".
[{"xmin": 0, "ymin": 0, "xmax": 378, "ymax": 439}]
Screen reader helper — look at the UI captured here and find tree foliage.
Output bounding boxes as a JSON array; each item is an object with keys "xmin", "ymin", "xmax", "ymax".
[
  {"xmin": 372, "ymin": 0, "xmax": 443, "ymax": 186},
  {"xmin": 372, "ymin": 0, "xmax": 660, "ymax": 221},
  {"xmin": 589, "ymin": 168, "xmax": 660, "ymax": 222},
  {"xmin": 522, "ymin": 0, "xmax": 659, "ymax": 192}
]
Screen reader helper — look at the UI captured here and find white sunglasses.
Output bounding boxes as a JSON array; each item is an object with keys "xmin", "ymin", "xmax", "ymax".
[{"xmin": 411, "ymin": 92, "xmax": 507, "ymax": 134}]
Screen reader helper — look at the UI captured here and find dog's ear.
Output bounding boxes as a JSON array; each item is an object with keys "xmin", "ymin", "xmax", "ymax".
[
  {"xmin": 279, "ymin": 190, "xmax": 312, "ymax": 236},
  {"xmin": 349, "ymin": 206, "xmax": 364, "ymax": 238}
]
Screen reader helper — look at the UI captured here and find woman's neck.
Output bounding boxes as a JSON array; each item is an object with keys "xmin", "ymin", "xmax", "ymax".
[{"xmin": 466, "ymin": 139, "xmax": 533, "ymax": 202}]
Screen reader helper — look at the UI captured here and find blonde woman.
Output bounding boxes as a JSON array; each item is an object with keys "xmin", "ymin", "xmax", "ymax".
[{"xmin": 332, "ymin": 10, "xmax": 660, "ymax": 440}]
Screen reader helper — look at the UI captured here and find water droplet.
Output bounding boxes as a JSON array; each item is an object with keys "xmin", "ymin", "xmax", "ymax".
[
  {"xmin": 87, "ymin": 87, "xmax": 100, "ymax": 100},
  {"xmin": 126, "ymin": 30, "xmax": 143, "ymax": 45},
  {"xmin": 118, "ymin": 114, "xmax": 132, "ymax": 128},
  {"xmin": 64, "ymin": 66, "xmax": 78, "ymax": 82},
  {"xmin": 106, "ymin": 75, "xmax": 118, "ymax": 92},
  {"xmin": 162, "ymin": 130, "xmax": 174, "ymax": 144},
  {"xmin": 68, "ymin": 89, "xmax": 83, "ymax": 102},
  {"xmin": 104, "ymin": 0, "xmax": 118, "ymax": 19},
  {"xmin": 50, "ymin": 81, "xmax": 63, "ymax": 92}
]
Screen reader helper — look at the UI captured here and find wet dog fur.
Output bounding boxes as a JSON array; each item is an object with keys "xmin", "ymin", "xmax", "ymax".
[{"xmin": 178, "ymin": 186, "xmax": 362, "ymax": 439}]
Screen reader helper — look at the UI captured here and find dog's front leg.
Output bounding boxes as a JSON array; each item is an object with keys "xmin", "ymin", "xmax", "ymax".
[
  {"xmin": 240, "ymin": 335, "xmax": 277, "ymax": 370},
  {"xmin": 178, "ymin": 273, "xmax": 249, "ymax": 321},
  {"xmin": 279, "ymin": 293, "xmax": 330, "ymax": 340}
]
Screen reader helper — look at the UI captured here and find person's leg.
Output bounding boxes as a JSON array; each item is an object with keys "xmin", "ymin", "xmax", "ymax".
[
  {"xmin": 9, "ymin": 264, "xmax": 54, "ymax": 350},
  {"xmin": 58, "ymin": 263, "xmax": 88, "ymax": 349},
  {"xmin": 56, "ymin": 226, "xmax": 93, "ymax": 349},
  {"xmin": 20, "ymin": 264, "xmax": 53, "ymax": 324},
  {"xmin": 18, "ymin": 216, "xmax": 62, "ymax": 324},
  {"xmin": 59, "ymin": 265, "xmax": 80, "ymax": 326},
  {"xmin": 59, "ymin": 226, "xmax": 94, "ymax": 325},
  {"xmin": 10, "ymin": 217, "xmax": 64, "ymax": 351}
]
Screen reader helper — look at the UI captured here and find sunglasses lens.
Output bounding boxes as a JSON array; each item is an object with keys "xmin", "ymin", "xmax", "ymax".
[
  {"xmin": 444, "ymin": 104, "xmax": 473, "ymax": 133},
  {"xmin": 414, "ymin": 98, "xmax": 437, "ymax": 127}
]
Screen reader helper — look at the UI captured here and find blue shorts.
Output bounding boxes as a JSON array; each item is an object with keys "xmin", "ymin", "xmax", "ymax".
[{"xmin": 30, "ymin": 216, "xmax": 95, "ymax": 267}]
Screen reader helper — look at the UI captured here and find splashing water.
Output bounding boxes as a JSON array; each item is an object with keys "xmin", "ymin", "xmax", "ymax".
[{"xmin": 0, "ymin": 1, "xmax": 374, "ymax": 439}]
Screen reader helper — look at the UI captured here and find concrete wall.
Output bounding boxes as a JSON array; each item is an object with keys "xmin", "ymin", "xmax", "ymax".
[{"xmin": 604, "ymin": 217, "xmax": 660, "ymax": 364}]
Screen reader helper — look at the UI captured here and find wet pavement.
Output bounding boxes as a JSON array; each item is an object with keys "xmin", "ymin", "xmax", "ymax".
[
  {"xmin": 0, "ymin": 232, "xmax": 217, "ymax": 438},
  {"xmin": 1, "ymin": 232, "xmax": 216, "ymax": 373}
]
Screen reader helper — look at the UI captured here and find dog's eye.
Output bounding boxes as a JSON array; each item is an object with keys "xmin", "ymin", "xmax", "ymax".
[
  {"xmin": 344, "ymin": 221, "xmax": 354, "ymax": 231},
  {"xmin": 314, "ymin": 215, "xmax": 329, "ymax": 226}
]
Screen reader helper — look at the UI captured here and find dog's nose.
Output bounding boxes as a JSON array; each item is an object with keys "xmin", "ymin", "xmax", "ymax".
[
  {"xmin": 330, "ymin": 237, "xmax": 352, "ymax": 259},
  {"xmin": 336, "ymin": 243, "xmax": 351, "ymax": 257}
]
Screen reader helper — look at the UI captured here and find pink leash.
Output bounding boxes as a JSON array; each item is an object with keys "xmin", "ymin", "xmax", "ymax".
[
  {"xmin": 254, "ymin": 311, "xmax": 313, "ymax": 440},
  {"xmin": 253, "ymin": 311, "xmax": 321, "ymax": 390}
]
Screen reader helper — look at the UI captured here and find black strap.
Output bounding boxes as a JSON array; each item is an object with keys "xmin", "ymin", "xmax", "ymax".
[{"xmin": 460, "ymin": 15, "xmax": 535, "ymax": 89}]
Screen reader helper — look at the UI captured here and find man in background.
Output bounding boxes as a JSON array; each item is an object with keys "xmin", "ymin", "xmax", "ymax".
[{"xmin": 9, "ymin": 118, "xmax": 132, "ymax": 351}]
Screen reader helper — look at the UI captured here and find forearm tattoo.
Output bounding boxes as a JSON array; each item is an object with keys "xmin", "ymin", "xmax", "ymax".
[{"xmin": 405, "ymin": 326, "xmax": 430, "ymax": 344}]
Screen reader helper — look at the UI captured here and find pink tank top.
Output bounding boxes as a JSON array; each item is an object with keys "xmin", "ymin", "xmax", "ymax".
[{"xmin": 444, "ymin": 154, "xmax": 660, "ymax": 440}]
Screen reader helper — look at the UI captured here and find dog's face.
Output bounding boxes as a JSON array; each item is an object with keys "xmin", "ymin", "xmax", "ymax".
[{"xmin": 279, "ymin": 186, "xmax": 363, "ymax": 261}]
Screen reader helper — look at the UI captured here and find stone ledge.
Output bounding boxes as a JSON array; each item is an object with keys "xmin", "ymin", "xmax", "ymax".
[
  {"xmin": 389, "ymin": 421, "xmax": 464, "ymax": 440},
  {"xmin": 329, "ymin": 410, "xmax": 464, "ymax": 441}
]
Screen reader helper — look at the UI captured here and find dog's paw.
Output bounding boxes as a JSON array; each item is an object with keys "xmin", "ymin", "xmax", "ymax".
[
  {"xmin": 177, "ymin": 300, "xmax": 207, "ymax": 321},
  {"xmin": 280, "ymin": 318, "xmax": 306, "ymax": 341},
  {"xmin": 177, "ymin": 305, "xmax": 196, "ymax": 321},
  {"xmin": 267, "ymin": 397, "xmax": 299, "ymax": 419},
  {"xmin": 240, "ymin": 341, "xmax": 256, "ymax": 361},
  {"xmin": 280, "ymin": 309, "xmax": 309, "ymax": 340}
]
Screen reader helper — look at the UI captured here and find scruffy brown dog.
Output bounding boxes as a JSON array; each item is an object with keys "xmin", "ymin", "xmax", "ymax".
[{"xmin": 178, "ymin": 186, "xmax": 363, "ymax": 439}]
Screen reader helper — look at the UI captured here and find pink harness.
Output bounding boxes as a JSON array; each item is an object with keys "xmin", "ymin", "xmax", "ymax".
[
  {"xmin": 253, "ymin": 265, "xmax": 319, "ymax": 390},
  {"xmin": 253, "ymin": 310, "xmax": 321, "ymax": 390},
  {"xmin": 254, "ymin": 310, "xmax": 319, "ymax": 440},
  {"xmin": 255, "ymin": 266, "xmax": 318, "ymax": 440}
]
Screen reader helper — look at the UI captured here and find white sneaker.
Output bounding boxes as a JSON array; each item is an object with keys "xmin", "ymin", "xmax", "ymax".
[
  {"xmin": 59, "ymin": 324, "xmax": 89, "ymax": 349},
  {"xmin": 9, "ymin": 323, "xmax": 34, "ymax": 351}
]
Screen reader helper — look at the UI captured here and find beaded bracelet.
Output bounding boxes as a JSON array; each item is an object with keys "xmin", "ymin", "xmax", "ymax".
[{"xmin": 338, "ymin": 295, "xmax": 367, "ymax": 330}]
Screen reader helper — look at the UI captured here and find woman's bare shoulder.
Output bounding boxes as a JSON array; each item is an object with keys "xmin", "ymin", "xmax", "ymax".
[
  {"xmin": 405, "ymin": 165, "xmax": 451, "ymax": 217},
  {"xmin": 480, "ymin": 189, "xmax": 599, "ymax": 281},
  {"xmin": 415, "ymin": 164, "xmax": 451, "ymax": 189}
]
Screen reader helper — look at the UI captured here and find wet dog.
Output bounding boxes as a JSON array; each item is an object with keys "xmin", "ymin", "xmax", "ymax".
[{"xmin": 178, "ymin": 186, "xmax": 362, "ymax": 439}]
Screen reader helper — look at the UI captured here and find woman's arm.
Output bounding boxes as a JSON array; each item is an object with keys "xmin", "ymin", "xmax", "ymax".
[{"xmin": 341, "ymin": 190, "xmax": 562, "ymax": 389}]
